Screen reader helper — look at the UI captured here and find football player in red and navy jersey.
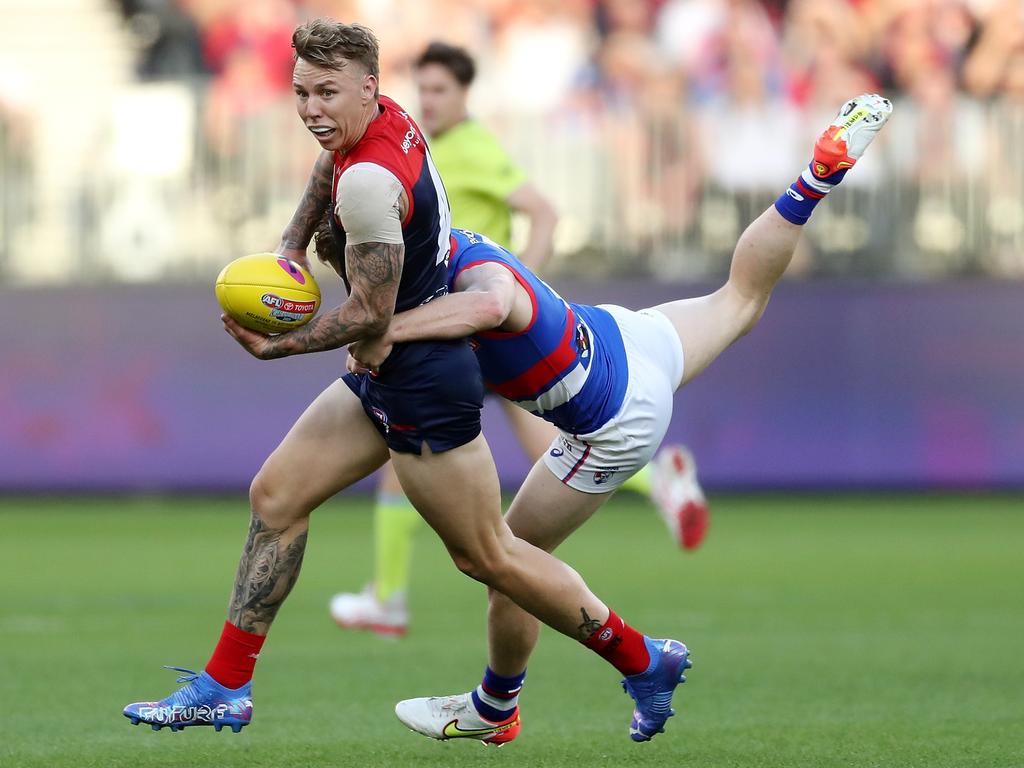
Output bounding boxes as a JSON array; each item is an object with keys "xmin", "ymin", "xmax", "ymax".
[
  {"xmin": 349, "ymin": 95, "xmax": 893, "ymax": 744},
  {"xmin": 123, "ymin": 18, "xmax": 697, "ymax": 744}
]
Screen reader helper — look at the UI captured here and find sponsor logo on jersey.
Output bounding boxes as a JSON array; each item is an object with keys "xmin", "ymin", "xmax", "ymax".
[{"xmin": 397, "ymin": 111, "xmax": 422, "ymax": 154}]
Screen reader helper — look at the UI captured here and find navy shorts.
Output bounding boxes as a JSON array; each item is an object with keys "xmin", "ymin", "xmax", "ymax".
[{"xmin": 343, "ymin": 339, "xmax": 483, "ymax": 454}]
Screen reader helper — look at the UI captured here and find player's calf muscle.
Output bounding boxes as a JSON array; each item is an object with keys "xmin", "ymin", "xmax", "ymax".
[{"xmin": 228, "ymin": 515, "xmax": 309, "ymax": 634}]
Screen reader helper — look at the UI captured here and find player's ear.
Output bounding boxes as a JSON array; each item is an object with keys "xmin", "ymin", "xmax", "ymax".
[{"xmin": 362, "ymin": 73, "xmax": 378, "ymax": 103}]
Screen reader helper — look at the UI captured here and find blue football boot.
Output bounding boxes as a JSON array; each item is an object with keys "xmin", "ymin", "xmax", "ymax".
[
  {"xmin": 123, "ymin": 666, "xmax": 253, "ymax": 733},
  {"xmin": 621, "ymin": 638, "xmax": 692, "ymax": 742}
]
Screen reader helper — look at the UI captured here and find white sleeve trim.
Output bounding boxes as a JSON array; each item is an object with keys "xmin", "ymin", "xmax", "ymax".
[{"xmin": 335, "ymin": 162, "xmax": 404, "ymax": 245}]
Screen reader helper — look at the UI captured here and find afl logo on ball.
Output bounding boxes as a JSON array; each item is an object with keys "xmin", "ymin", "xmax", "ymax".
[{"xmin": 261, "ymin": 293, "xmax": 316, "ymax": 314}]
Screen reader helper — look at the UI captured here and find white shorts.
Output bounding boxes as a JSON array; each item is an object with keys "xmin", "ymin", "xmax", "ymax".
[{"xmin": 542, "ymin": 304, "xmax": 684, "ymax": 493}]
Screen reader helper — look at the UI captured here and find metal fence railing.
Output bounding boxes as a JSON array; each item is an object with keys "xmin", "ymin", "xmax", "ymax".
[{"xmin": 3, "ymin": 84, "xmax": 1023, "ymax": 284}]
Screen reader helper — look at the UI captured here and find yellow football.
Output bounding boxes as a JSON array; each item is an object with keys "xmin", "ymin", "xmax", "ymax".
[{"xmin": 216, "ymin": 253, "xmax": 321, "ymax": 334}]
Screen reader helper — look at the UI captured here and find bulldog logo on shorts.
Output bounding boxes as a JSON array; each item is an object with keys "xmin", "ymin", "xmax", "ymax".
[{"xmin": 593, "ymin": 469, "xmax": 618, "ymax": 485}]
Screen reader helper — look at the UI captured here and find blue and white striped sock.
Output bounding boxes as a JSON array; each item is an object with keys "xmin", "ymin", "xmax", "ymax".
[
  {"xmin": 470, "ymin": 667, "xmax": 525, "ymax": 722},
  {"xmin": 774, "ymin": 163, "xmax": 849, "ymax": 225}
]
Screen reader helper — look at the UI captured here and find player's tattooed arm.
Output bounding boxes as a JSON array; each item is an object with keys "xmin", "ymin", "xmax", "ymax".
[
  {"xmin": 276, "ymin": 150, "xmax": 334, "ymax": 266},
  {"xmin": 577, "ymin": 607, "xmax": 603, "ymax": 642},
  {"xmin": 253, "ymin": 240, "xmax": 404, "ymax": 360},
  {"xmin": 228, "ymin": 515, "xmax": 309, "ymax": 635},
  {"xmin": 348, "ymin": 262, "xmax": 518, "ymax": 370}
]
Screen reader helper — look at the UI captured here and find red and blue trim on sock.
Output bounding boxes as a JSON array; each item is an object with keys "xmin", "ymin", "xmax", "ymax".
[
  {"xmin": 471, "ymin": 667, "xmax": 525, "ymax": 721},
  {"xmin": 774, "ymin": 163, "xmax": 849, "ymax": 225}
]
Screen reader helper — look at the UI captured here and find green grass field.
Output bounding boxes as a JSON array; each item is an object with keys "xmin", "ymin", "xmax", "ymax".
[{"xmin": 4, "ymin": 494, "xmax": 1023, "ymax": 768}]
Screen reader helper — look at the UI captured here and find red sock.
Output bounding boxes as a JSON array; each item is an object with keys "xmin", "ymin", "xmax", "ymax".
[
  {"xmin": 205, "ymin": 621, "xmax": 266, "ymax": 689},
  {"xmin": 583, "ymin": 609, "xmax": 650, "ymax": 676}
]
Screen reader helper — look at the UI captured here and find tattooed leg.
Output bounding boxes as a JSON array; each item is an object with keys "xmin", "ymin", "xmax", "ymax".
[
  {"xmin": 577, "ymin": 607, "xmax": 604, "ymax": 642},
  {"xmin": 220, "ymin": 380, "xmax": 389, "ymax": 635},
  {"xmin": 228, "ymin": 515, "xmax": 310, "ymax": 635}
]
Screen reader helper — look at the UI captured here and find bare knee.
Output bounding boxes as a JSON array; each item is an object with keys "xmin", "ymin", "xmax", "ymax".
[
  {"xmin": 488, "ymin": 586, "xmax": 517, "ymax": 613},
  {"xmin": 449, "ymin": 541, "xmax": 516, "ymax": 587},
  {"xmin": 249, "ymin": 470, "xmax": 308, "ymax": 529}
]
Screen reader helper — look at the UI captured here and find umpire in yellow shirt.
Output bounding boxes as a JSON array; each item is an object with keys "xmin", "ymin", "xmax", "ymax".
[
  {"xmin": 329, "ymin": 42, "xmax": 562, "ymax": 636},
  {"xmin": 418, "ymin": 42, "xmax": 558, "ymax": 267}
]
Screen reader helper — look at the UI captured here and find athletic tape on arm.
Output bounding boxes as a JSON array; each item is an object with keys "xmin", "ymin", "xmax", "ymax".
[{"xmin": 335, "ymin": 163, "xmax": 404, "ymax": 245}]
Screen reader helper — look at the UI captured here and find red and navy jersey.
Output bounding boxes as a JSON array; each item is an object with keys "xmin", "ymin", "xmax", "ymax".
[
  {"xmin": 448, "ymin": 229, "xmax": 628, "ymax": 434},
  {"xmin": 332, "ymin": 95, "xmax": 451, "ymax": 312}
]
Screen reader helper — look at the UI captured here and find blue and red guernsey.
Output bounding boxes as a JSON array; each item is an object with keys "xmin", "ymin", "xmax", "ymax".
[
  {"xmin": 448, "ymin": 229, "xmax": 628, "ymax": 435},
  {"xmin": 332, "ymin": 95, "xmax": 452, "ymax": 312}
]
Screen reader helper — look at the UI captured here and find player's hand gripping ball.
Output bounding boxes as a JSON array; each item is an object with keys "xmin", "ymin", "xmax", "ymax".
[{"xmin": 216, "ymin": 254, "xmax": 320, "ymax": 333}]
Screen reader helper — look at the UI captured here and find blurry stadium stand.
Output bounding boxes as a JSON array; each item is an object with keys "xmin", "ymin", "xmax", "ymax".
[
  {"xmin": 0, "ymin": 0, "xmax": 134, "ymax": 280},
  {"xmin": 1, "ymin": 95, "xmax": 1022, "ymax": 283}
]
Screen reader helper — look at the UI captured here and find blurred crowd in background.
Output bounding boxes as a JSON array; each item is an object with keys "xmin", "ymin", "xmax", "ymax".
[{"xmin": 1, "ymin": 0, "xmax": 1022, "ymax": 283}]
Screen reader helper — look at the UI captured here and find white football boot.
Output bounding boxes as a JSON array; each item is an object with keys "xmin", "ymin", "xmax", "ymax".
[
  {"xmin": 651, "ymin": 445, "xmax": 709, "ymax": 551},
  {"xmin": 395, "ymin": 692, "xmax": 520, "ymax": 745},
  {"xmin": 329, "ymin": 584, "xmax": 408, "ymax": 638},
  {"xmin": 809, "ymin": 92, "xmax": 893, "ymax": 181}
]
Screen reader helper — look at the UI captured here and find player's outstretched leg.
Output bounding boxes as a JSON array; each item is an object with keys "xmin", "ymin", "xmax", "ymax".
[
  {"xmin": 395, "ymin": 462, "xmax": 693, "ymax": 744},
  {"xmin": 123, "ymin": 381, "xmax": 390, "ymax": 732},
  {"xmin": 330, "ymin": 399, "xmax": 557, "ymax": 639},
  {"xmin": 651, "ymin": 93, "xmax": 893, "ymax": 388}
]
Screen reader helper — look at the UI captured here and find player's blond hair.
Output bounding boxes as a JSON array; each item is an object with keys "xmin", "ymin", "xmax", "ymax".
[{"xmin": 292, "ymin": 19, "xmax": 380, "ymax": 94}]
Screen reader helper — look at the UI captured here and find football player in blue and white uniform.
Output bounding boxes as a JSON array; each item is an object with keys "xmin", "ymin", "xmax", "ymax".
[{"xmin": 346, "ymin": 93, "xmax": 893, "ymax": 745}]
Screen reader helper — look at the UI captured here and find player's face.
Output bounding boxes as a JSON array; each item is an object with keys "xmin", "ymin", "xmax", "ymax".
[
  {"xmin": 293, "ymin": 57, "xmax": 377, "ymax": 152},
  {"xmin": 415, "ymin": 63, "xmax": 468, "ymax": 137}
]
